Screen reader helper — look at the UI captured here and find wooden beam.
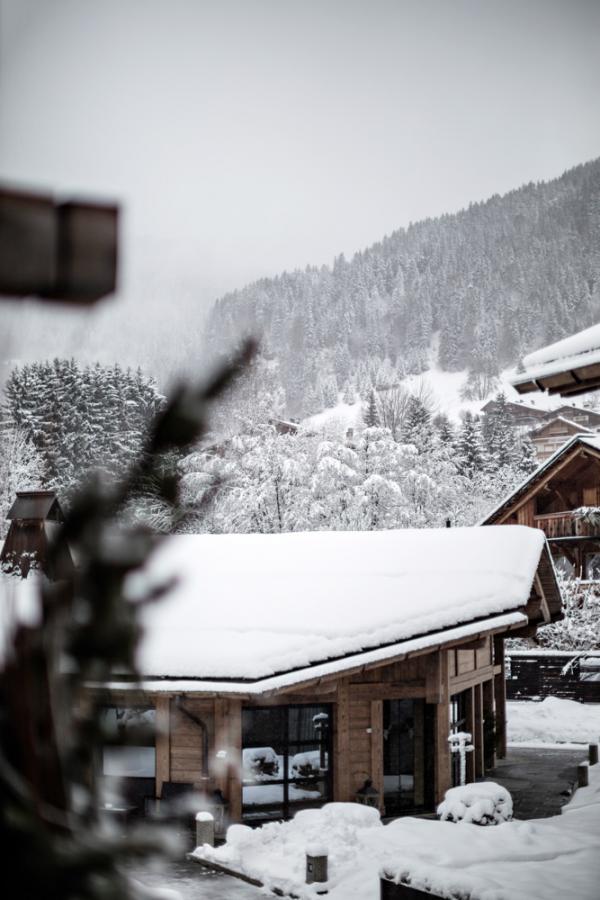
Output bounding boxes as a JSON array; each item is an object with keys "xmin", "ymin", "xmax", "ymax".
[
  {"xmin": 154, "ymin": 696, "xmax": 170, "ymax": 800},
  {"xmin": 474, "ymin": 684, "xmax": 484, "ymax": 778},
  {"xmin": 370, "ymin": 700, "xmax": 384, "ymax": 813},
  {"xmin": 449, "ymin": 664, "xmax": 496, "ymax": 692},
  {"xmin": 213, "ymin": 699, "xmax": 229, "ymax": 796},
  {"xmin": 466, "ymin": 688, "xmax": 476, "ymax": 783},
  {"xmin": 482, "ymin": 679, "xmax": 495, "ymax": 770},
  {"xmin": 453, "ymin": 638, "xmax": 487, "ymax": 652},
  {"xmin": 434, "ymin": 652, "xmax": 451, "ymax": 805},
  {"xmin": 227, "ymin": 699, "xmax": 242, "ymax": 823},
  {"xmin": 350, "ymin": 681, "xmax": 426, "ymax": 700},
  {"xmin": 493, "ymin": 637, "xmax": 507, "ymax": 759},
  {"xmin": 335, "ymin": 681, "xmax": 351, "ymax": 802}
]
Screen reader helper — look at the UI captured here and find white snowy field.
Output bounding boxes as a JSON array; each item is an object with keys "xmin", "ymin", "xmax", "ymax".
[
  {"xmin": 194, "ymin": 774, "xmax": 600, "ymax": 900},
  {"xmin": 507, "ymin": 697, "xmax": 600, "ymax": 749}
]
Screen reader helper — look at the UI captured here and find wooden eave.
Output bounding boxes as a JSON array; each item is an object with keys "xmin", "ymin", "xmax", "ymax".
[
  {"xmin": 514, "ymin": 360, "xmax": 600, "ymax": 397},
  {"xmin": 91, "ymin": 613, "xmax": 531, "ymax": 701}
]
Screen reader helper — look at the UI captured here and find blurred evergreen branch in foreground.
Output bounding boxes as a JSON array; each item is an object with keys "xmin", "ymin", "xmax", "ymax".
[{"xmin": 0, "ymin": 341, "xmax": 254, "ymax": 900}]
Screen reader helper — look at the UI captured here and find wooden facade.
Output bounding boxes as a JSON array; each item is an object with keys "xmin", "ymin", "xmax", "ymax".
[
  {"xmin": 99, "ymin": 621, "xmax": 548, "ymax": 822},
  {"xmin": 529, "ymin": 417, "xmax": 594, "ymax": 463},
  {"xmin": 483, "ymin": 435, "xmax": 600, "ymax": 580}
]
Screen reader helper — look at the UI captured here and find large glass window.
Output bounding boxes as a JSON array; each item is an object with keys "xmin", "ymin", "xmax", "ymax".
[
  {"xmin": 242, "ymin": 704, "xmax": 331, "ymax": 822},
  {"xmin": 101, "ymin": 707, "xmax": 156, "ymax": 778}
]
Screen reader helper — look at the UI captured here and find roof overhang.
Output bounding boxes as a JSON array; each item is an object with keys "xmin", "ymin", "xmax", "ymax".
[{"xmin": 94, "ymin": 610, "xmax": 528, "ymax": 698}]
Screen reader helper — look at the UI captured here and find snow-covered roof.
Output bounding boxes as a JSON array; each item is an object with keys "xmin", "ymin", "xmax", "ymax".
[
  {"xmin": 524, "ymin": 324, "xmax": 600, "ymax": 369},
  {"xmin": 117, "ymin": 526, "xmax": 549, "ymax": 690},
  {"xmin": 529, "ymin": 416, "xmax": 594, "ymax": 436},
  {"xmin": 481, "ymin": 433, "xmax": 600, "ymax": 524},
  {"xmin": 512, "ymin": 324, "xmax": 600, "ymax": 397}
]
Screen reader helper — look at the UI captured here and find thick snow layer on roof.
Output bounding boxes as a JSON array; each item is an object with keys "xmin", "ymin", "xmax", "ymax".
[
  {"xmin": 524, "ymin": 323, "xmax": 600, "ymax": 368},
  {"xmin": 130, "ymin": 526, "xmax": 544, "ymax": 681},
  {"xmin": 513, "ymin": 345, "xmax": 600, "ymax": 389},
  {"xmin": 104, "ymin": 613, "xmax": 526, "ymax": 695}
]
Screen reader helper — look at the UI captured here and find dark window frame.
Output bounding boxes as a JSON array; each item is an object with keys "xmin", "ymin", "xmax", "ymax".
[{"xmin": 242, "ymin": 703, "xmax": 333, "ymax": 822}]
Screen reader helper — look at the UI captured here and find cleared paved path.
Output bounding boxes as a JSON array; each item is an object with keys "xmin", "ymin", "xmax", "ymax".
[{"xmin": 486, "ymin": 747, "xmax": 584, "ymax": 818}]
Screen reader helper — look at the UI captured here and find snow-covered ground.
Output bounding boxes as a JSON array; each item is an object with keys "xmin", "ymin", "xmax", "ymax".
[
  {"xmin": 507, "ymin": 697, "xmax": 600, "ymax": 749},
  {"xmin": 194, "ymin": 778, "xmax": 600, "ymax": 900}
]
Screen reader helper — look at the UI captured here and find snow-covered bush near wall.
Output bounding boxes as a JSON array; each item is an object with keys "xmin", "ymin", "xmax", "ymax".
[{"xmin": 437, "ymin": 781, "xmax": 513, "ymax": 825}]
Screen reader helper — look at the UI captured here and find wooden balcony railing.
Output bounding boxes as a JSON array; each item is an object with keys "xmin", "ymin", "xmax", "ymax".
[{"xmin": 533, "ymin": 511, "xmax": 600, "ymax": 538}]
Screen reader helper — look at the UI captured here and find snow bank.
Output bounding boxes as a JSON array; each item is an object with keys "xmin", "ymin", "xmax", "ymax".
[
  {"xmin": 195, "ymin": 795, "xmax": 600, "ymax": 900},
  {"xmin": 132, "ymin": 526, "xmax": 544, "ymax": 682},
  {"xmin": 507, "ymin": 697, "xmax": 600, "ymax": 747},
  {"xmin": 437, "ymin": 782, "xmax": 512, "ymax": 825}
]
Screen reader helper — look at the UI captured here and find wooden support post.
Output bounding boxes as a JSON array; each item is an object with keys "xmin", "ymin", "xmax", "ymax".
[
  {"xmin": 370, "ymin": 700, "xmax": 384, "ymax": 813},
  {"xmin": 227, "ymin": 699, "xmax": 243, "ymax": 824},
  {"xmin": 155, "ymin": 696, "xmax": 170, "ymax": 800},
  {"xmin": 466, "ymin": 687, "xmax": 476, "ymax": 783},
  {"xmin": 474, "ymin": 683, "xmax": 484, "ymax": 778},
  {"xmin": 434, "ymin": 651, "xmax": 451, "ymax": 805},
  {"xmin": 213, "ymin": 699, "xmax": 229, "ymax": 796},
  {"xmin": 335, "ymin": 681, "xmax": 351, "ymax": 802},
  {"xmin": 482, "ymin": 679, "xmax": 496, "ymax": 770},
  {"xmin": 493, "ymin": 637, "xmax": 507, "ymax": 759}
]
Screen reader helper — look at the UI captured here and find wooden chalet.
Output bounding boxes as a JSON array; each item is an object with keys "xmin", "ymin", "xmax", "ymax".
[
  {"xmin": 529, "ymin": 417, "xmax": 595, "ymax": 463},
  {"xmin": 91, "ymin": 527, "xmax": 560, "ymax": 824},
  {"xmin": 0, "ymin": 489, "xmax": 72, "ymax": 578},
  {"xmin": 482, "ymin": 434, "xmax": 600, "ymax": 580}
]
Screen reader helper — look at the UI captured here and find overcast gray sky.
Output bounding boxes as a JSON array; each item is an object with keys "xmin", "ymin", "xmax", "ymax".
[{"xmin": 1, "ymin": 0, "xmax": 599, "ymax": 376}]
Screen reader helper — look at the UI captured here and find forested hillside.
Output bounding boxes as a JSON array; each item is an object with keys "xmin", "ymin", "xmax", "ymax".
[{"xmin": 206, "ymin": 159, "xmax": 600, "ymax": 417}]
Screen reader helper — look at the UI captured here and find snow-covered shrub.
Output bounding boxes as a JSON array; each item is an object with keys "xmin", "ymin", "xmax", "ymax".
[
  {"xmin": 437, "ymin": 782, "xmax": 512, "ymax": 825},
  {"xmin": 291, "ymin": 749, "xmax": 324, "ymax": 779},
  {"xmin": 242, "ymin": 747, "xmax": 280, "ymax": 781}
]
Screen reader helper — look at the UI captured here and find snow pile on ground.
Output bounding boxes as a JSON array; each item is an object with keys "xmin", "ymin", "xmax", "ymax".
[
  {"xmin": 194, "ymin": 792, "xmax": 600, "ymax": 900},
  {"xmin": 131, "ymin": 525, "xmax": 542, "ymax": 683},
  {"xmin": 195, "ymin": 803, "xmax": 382, "ymax": 897},
  {"xmin": 508, "ymin": 697, "xmax": 600, "ymax": 748},
  {"xmin": 437, "ymin": 782, "xmax": 512, "ymax": 825}
]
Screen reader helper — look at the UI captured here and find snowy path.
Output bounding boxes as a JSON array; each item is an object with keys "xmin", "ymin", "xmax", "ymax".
[{"xmin": 129, "ymin": 857, "xmax": 261, "ymax": 898}]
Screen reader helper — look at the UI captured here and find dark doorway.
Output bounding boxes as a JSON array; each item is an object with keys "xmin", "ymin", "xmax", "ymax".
[{"xmin": 383, "ymin": 699, "xmax": 434, "ymax": 815}]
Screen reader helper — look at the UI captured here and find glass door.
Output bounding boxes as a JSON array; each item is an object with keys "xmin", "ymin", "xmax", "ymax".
[{"xmin": 383, "ymin": 699, "xmax": 432, "ymax": 815}]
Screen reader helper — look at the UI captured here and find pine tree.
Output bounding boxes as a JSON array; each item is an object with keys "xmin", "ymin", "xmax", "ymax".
[{"xmin": 364, "ymin": 389, "xmax": 380, "ymax": 427}]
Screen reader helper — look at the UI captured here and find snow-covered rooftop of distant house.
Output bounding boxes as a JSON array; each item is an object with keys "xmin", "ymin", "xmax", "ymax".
[
  {"xmin": 481, "ymin": 433, "xmax": 600, "ymax": 524},
  {"xmin": 529, "ymin": 415, "xmax": 595, "ymax": 436},
  {"xmin": 117, "ymin": 526, "xmax": 546, "ymax": 688}
]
